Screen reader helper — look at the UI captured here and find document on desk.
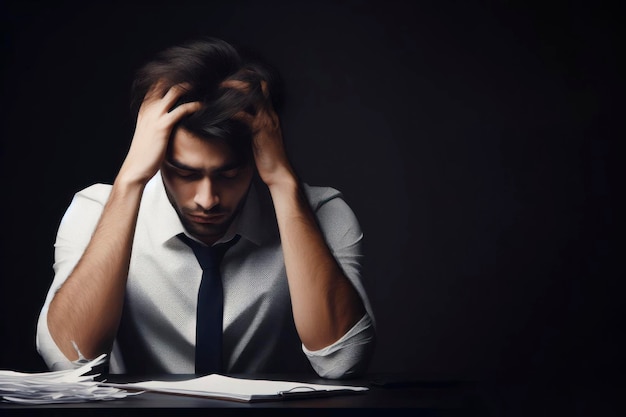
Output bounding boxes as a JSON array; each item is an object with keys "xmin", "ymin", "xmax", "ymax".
[
  {"xmin": 103, "ymin": 374, "xmax": 369, "ymax": 402},
  {"xmin": 0, "ymin": 354, "xmax": 139, "ymax": 404}
]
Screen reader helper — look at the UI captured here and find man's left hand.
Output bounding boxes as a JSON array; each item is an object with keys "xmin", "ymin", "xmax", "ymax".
[{"xmin": 221, "ymin": 79, "xmax": 296, "ymax": 188}]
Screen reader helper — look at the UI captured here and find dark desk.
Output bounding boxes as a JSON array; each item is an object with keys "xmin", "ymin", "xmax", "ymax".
[
  {"xmin": 1, "ymin": 374, "xmax": 622, "ymax": 416},
  {"xmin": 0, "ymin": 373, "xmax": 485, "ymax": 416}
]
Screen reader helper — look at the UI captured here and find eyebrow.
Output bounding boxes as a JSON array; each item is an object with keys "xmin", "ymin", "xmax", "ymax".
[{"xmin": 164, "ymin": 157, "xmax": 244, "ymax": 173}]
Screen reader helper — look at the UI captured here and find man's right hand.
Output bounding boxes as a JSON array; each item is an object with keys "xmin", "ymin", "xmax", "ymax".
[
  {"xmin": 47, "ymin": 81, "xmax": 201, "ymax": 362},
  {"xmin": 117, "ymin": 81, "xmax": 202, "ymax": 186}
]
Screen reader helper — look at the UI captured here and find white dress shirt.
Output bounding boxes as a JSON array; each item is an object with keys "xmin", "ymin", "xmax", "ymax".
[{"xmin": 36, "ymin": 173, "xmax": 375, "ymax": 379}]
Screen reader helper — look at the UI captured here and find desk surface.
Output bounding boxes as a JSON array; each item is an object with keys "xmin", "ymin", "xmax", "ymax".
[
  {"xmin": 0, "ymin": 373, "xmax": 484, "ymax": 415},
  {"xmin": 1, "ymin": 373, "xmax": 623, "ymax": 416}
]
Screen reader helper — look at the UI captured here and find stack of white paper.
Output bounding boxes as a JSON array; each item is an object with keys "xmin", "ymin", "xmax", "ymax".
[
  {"xmin": 104, "ymin": 374, "xmax": 368, "ymax": 402},
  {"xmin": 0, "ymin": 354, "xmax": 138, "ymax": 404}
]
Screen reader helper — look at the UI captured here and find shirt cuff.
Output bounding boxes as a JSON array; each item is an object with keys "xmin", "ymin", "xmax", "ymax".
[{"xmin": 302, "ymin": 313, "xmax": 375, "ymax": 379}]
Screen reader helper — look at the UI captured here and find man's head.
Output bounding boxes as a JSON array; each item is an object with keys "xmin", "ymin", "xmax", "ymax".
[
  {"xmin": 161, "ymin": 127, "xmax": 254, "ymax": 244},
  {"xmin": 131, "ymin": 37, "xmax": 278, "ymax": 244}
]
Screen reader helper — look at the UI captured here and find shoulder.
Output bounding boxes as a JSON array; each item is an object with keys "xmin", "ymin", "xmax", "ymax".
[
  {"xmin": 59, "ymin": 183, "xmax": 113, "ymax": 224},
  {"xmin": 56, "ymin": 183, "xmax": 113, "ymax": 244},
  {"xmin": 301, "ymin": 183, "xmax": 361, "ymax": 231},
  {"xmin": 302, "ymin": 183, "xmax": 363, "ymax": 256},
  {"xmin": 73, "ymin": 183, "xmax": 113, "ymax": 204},
  {"xmin": 301, "ymin": 184, "xmax": 344, "ymax": 211}
]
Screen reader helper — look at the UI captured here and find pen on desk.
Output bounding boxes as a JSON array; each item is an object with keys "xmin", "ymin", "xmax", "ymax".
[{"xmin": 278, "ymin": 386, "xmax": 360, "ymax": 399}]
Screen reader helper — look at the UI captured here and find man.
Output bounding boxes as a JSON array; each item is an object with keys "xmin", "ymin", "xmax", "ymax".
[{"xmin": 36, "ymin": 37, "xmax": 375, "ymax": 379}]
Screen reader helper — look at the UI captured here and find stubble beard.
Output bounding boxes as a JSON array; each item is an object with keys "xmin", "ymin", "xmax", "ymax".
[{"xmin": 164, "ymin": 184, "xmax": 250, "ymax": 245}]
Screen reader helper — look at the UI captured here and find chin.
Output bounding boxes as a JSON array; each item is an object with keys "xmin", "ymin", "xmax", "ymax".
[{"xmin": 185, "ymin": 220, "xmax": 230, "ymax": 242}]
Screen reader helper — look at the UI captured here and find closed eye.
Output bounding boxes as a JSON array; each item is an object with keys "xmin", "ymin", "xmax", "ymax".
[
  {"xmin": 219, "ymin": 168, "xmax": 241, "ymax": 179},
  {"xmin": 176, "ymin": 170, "xmax": 202, "ymax": 180}
]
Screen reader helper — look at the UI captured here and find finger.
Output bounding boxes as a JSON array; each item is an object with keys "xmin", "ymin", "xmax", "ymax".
[
  {"xmin": 162, "ymin": 82, "xmax": 193, "ymax": 108},
  {"xmin": 167, "ymin": 100, "xmax": 202, "ymax": 122},
  {"xmin": 260, "ymin": 80, "xmax": 269, "ymax": 98},
  {"xmin": 143, "ymin": 79, "xmax": 169, "ymax": 103},
  {"xmin": 230, "ymin": 109, "xmax": 255, "ymax": 126},
  {"xmin": 220, "ymin": 79, "xmax": 251, "ymax": 92}
]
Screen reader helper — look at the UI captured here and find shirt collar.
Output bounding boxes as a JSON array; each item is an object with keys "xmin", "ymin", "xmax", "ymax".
[
  {"xmin": 230, "ymin": 177, "xmax": 277, "ymax": 246},
  {"xmin": 148, "ymin": 172, "xmax": 276, "ymax": 247}
]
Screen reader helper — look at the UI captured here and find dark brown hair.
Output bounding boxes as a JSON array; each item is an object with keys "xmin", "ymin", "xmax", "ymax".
[{"xmin": 130, "ymin": 37, "xmax": 280, "ymax": 158}]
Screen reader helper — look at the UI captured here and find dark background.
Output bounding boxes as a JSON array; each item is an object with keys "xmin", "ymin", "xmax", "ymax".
[{"xmin": 0, "ymin": 0, "xmax": 622, "ymax": 383}]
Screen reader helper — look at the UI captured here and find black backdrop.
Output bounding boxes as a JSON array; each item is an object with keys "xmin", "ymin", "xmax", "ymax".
[{"xmin": 0, "ymin": 0, "xmax": 621, "ymax": 382}]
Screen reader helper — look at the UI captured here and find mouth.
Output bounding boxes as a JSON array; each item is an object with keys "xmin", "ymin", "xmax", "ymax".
[{"xmin": 187, "ymin": 213, "xmax": 226, "ymax": 224}]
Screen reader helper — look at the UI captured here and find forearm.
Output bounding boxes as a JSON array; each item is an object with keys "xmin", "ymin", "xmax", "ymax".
[
  {"xmin": 224, "ymin": 75, "xmax": 366, "ymax": 350},
  {"xmin": 269, "ymin": 176, "xmax": 365, "ymax": 351},
  {"xmin": 47, "ymin": 178, "xmax": 145, "ymax": 361},
  {"xmin": 46, "ymin": 83, "xmax": 200, "ymax": 362}
]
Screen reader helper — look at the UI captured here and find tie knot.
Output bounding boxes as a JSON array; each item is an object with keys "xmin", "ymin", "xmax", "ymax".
[{"xmin": 178, "ymin": 234, "xmax": 240, "ymax": 271}]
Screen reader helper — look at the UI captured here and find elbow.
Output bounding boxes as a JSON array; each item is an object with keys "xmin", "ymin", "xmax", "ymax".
[
  {"xmin": 305, "ymin": 323, "xmax": 376, "ymax": 380},
  {"xmin": 321, "ymin": 336, "xmax": 376, "ymax": 380}
]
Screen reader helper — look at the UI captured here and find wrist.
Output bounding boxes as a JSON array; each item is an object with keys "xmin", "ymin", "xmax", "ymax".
[
  {"xmin": 115, "ymin": 161, "xmax": 156, "ymax": 189},
  {"xmin": 112, "ymin": 172, "xmax": 149, "ymax": 197},
  {"xmin": 266, "ymin": 168, "xmax": 299, "ymax": 196}
]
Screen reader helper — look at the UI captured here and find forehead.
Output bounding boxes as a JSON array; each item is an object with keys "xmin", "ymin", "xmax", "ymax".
[{"xmin": 168, "ymin": 128, "xmax": 238, "ymax": 168}]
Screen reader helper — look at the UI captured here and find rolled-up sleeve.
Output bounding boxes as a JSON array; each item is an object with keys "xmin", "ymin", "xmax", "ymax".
[
  {"xmin": 303, "ymin": 313, "xmax": 375, "ymax": 379},
  {"xmin": 36, "ymin": 184, "xmax": 111, "ymax": 370},
  {"xmin": 302, "ymin": 188, "xmax": 376, "ymax": 378}
]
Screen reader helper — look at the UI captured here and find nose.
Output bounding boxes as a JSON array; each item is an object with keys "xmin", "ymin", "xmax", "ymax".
[{"xmin": 194, "ymin": 177, "xmax": 220, "ymax": 211}]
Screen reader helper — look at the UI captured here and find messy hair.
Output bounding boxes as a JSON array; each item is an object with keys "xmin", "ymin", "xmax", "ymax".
[{"xmin": 130, "ymin": 37, "xmax": 280, "ymax": 158}]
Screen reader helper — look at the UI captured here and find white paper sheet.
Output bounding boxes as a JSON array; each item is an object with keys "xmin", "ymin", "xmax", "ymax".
[
  {"xmin": 0, "ymin": 354, "xmax": 140, "ymax": 404},
  {"xmin": 104, "ymin": 374, "xmax": 368, "ymax": 402}
]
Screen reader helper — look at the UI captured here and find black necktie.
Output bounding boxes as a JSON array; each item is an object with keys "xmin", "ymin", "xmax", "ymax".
[{"xmin": 178, "ymin": 234, "xmax": 240, "ymax": 374}]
